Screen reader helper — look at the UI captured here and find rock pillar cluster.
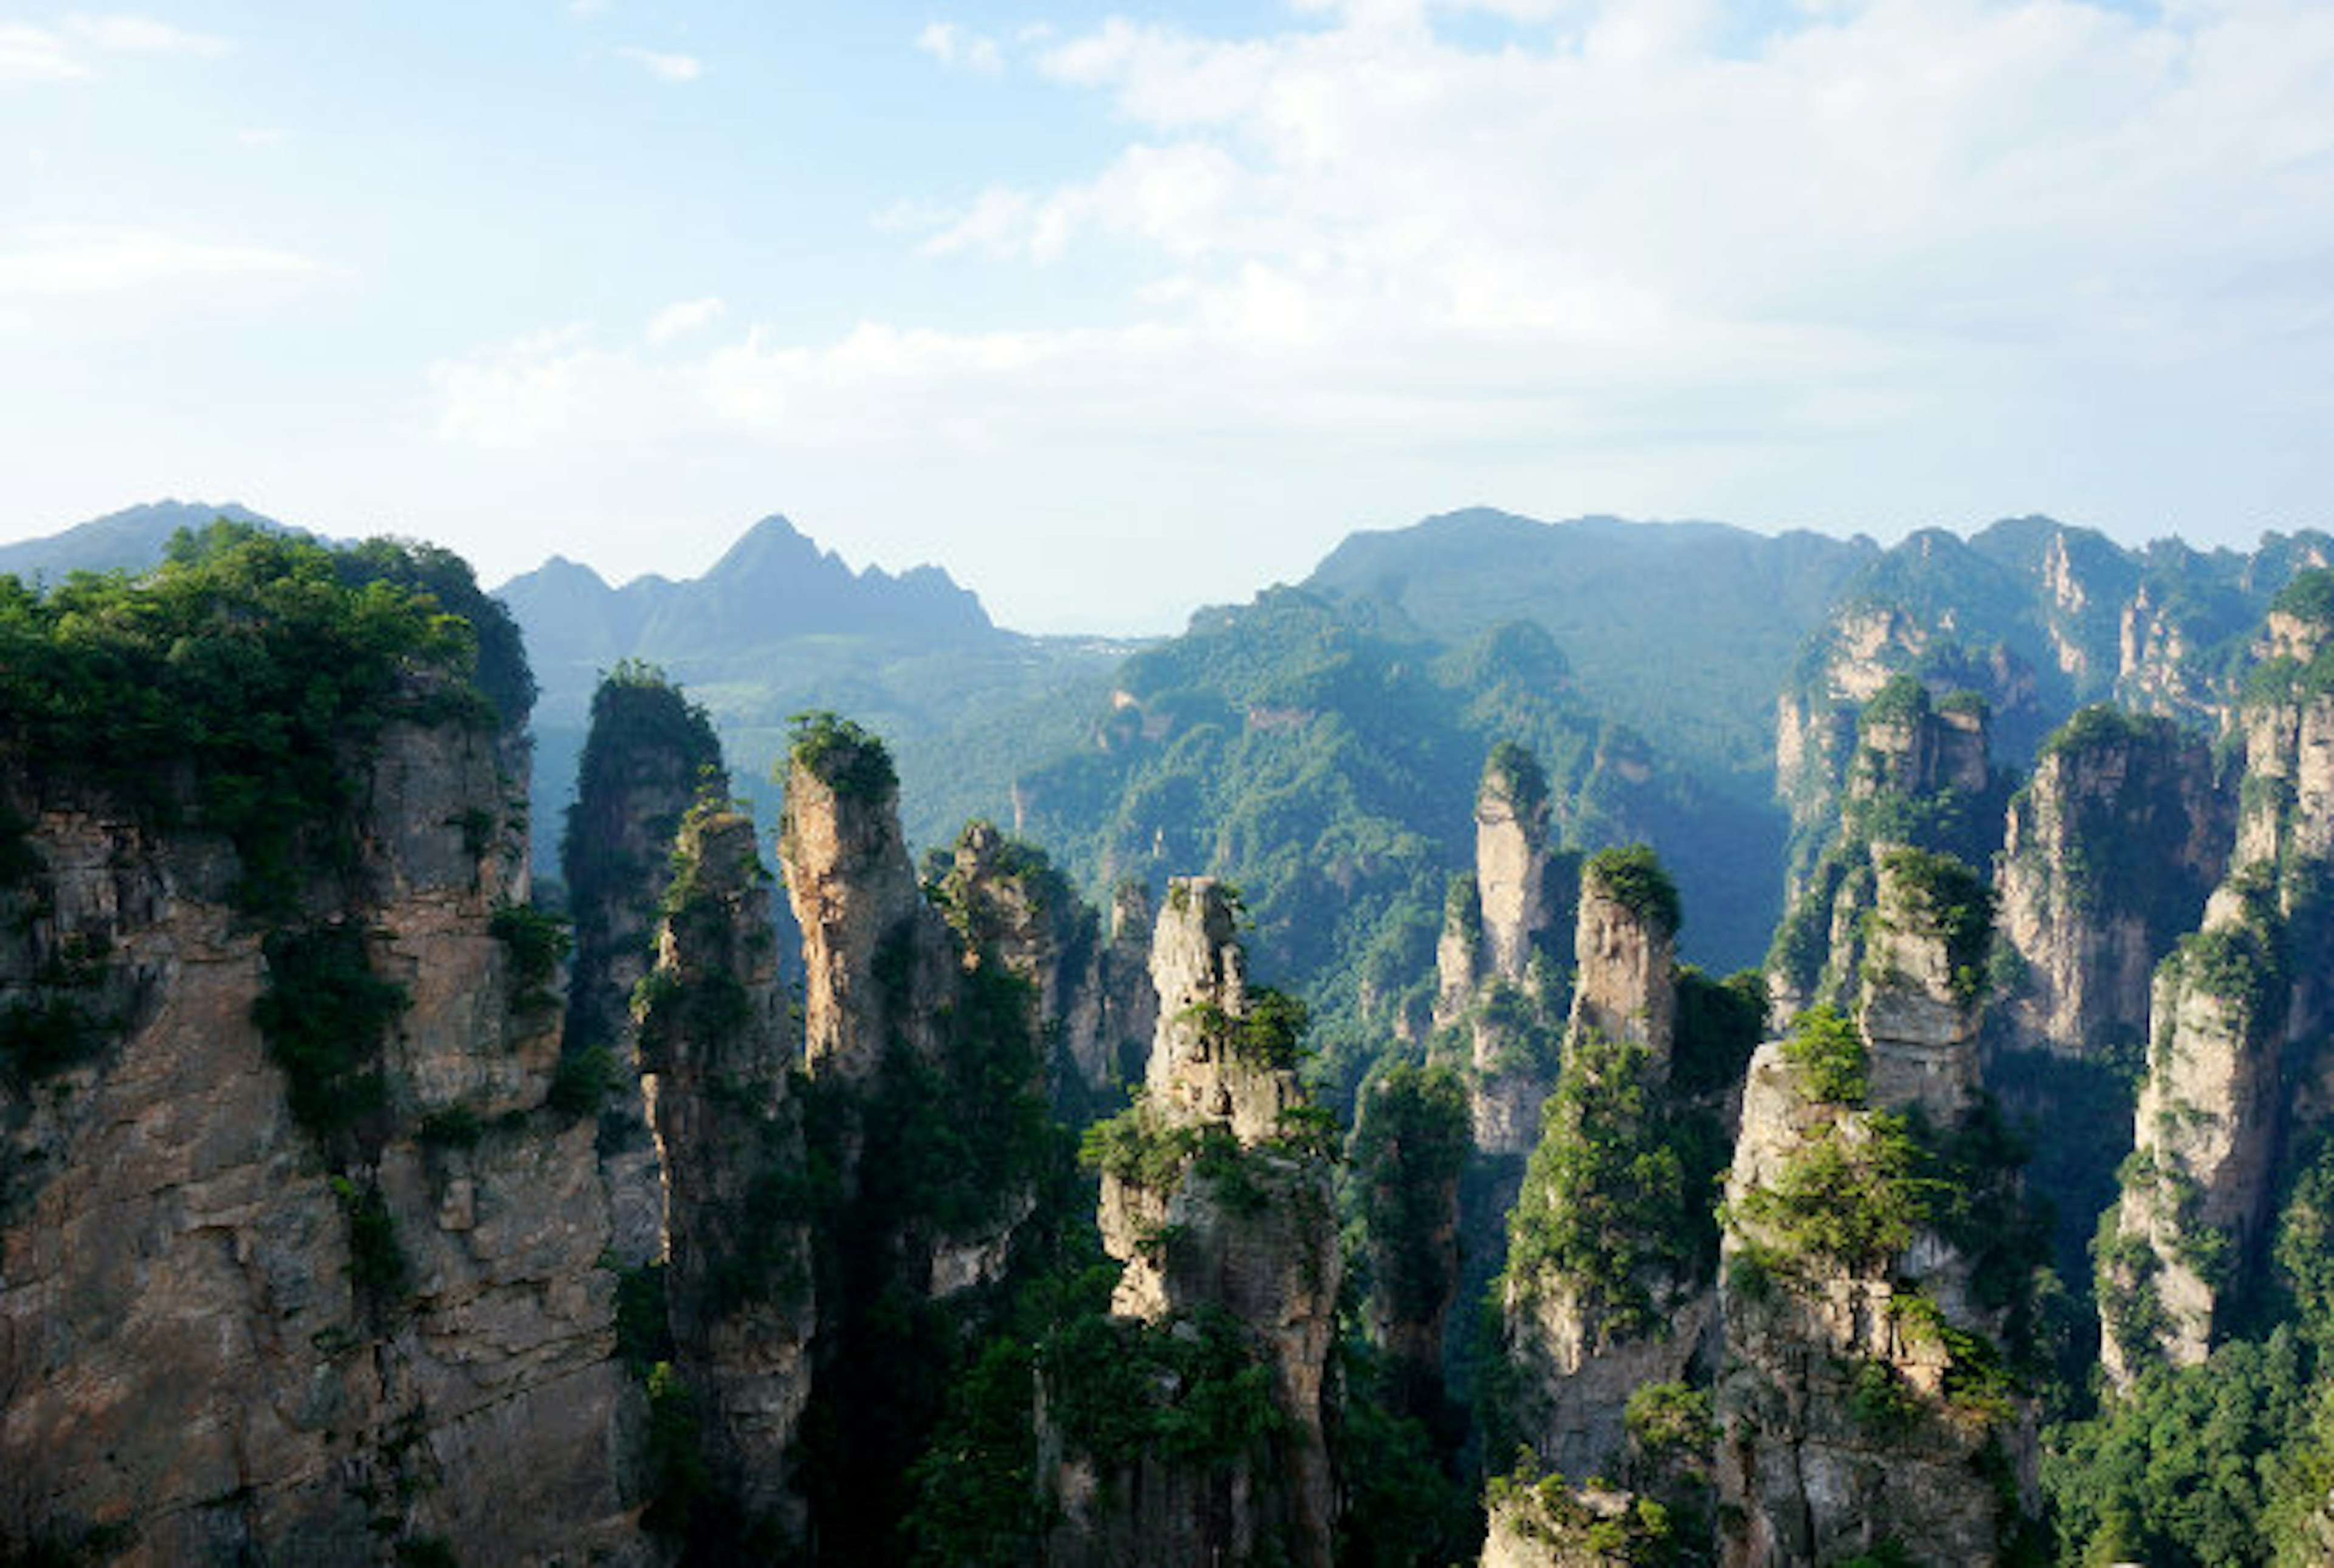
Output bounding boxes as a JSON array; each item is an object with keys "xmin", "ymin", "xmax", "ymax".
[
  {"xmin": 1063, "ymin": 877, "xmax": 1342, "ymax": 1568},
  {"xmin": 1716, "ymin": 848, "xmax": 2038, "ymax": 1567}
]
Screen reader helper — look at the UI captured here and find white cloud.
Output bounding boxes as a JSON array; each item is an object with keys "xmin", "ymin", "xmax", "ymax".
[
  {"xmin": 1, "ymin": 12, "xmax": 227, "ymax": 83},
  {"xmin": 915, "ymin": 21, "xmax": 1003, "ymax": 74},
  {"xmin": 0, "ymin": 224, "xmax": 315, "ymax": 300},
  {"xmin": 645, "ymin": 296, "xmax": 725, "ymax": 344},
  {"xmin": 617, "ymin": 45, "xmax": 702, "ymax": 82},
  {"xmin": 66, "ymin": 15, "xmax": 230, "ymax": 57},
  {"xmin": 429, "ymin": 0, "xmax": 2334, "ymax": 625},
  {"xmin": 0, "ymin": 23, "xmax": 88, "ymax": 81}
]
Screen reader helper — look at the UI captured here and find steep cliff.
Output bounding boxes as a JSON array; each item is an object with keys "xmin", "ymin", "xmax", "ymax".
[
  {"xmin": 1433, "ymin": 745, "xmax": 1575, "ymax": 1155},
  {"xmin": 636, "ymin": 799, "xmax": 813, "ymax": 1546},
  {"xmin": 933, "ymin": 820, "xmax": 1153, "ymax": 1118},
  {"xmin": 1992, "ymin": 706, "xmax": 2230, "ymax": 1065},
  {"xmin": 775, "ymin": 713, "xmax": 1062, "ymax": 1560},
  {"xmin": 777, "ymin": 714, "xmax": 954, "ymax": 1088},
  {"xmin": 2093, "ymin": 573, "xmax": 2334, "ymax": 1383},
  {"xmin": 559, "ymin": 662, "xmax": 727, "ymax": 1267},
  {"xmin": 1768, "ymin": 676, "xmax": 2009, "ymax": 1019},
  {"xmin": 1718, "ymin": 850, "xmax": 2041, "ymax": 1566},
  {"xmin": 1495, "ymin": 847, "xmax": 1744, "ymax": 1504},
  {"xmin": 1062, "ymin": 877, "xmax": 1342, "ymax": 1567},
  {"xmin": 0, "ymin": 534, "xmax": 638, "ymax": 1564}
]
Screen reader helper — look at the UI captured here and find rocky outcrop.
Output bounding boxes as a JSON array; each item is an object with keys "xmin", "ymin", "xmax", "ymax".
[
  {"xmin": 1769, "ymin": 678, "xmax": 2006, "ymax": 1020},
  {"xmin": 777, "ymin": 720, "xmax": 954, "ymax": 1085},
  {"xmin": 938, "ymin": 822, "xmax": 1153, "ymax": 1116},
  {"xmin": 2095, "ymin": 586, "xmax": 2334, "ymax": 1382},
  {"xmin": 1501, "ymin": 848, "xmax": 1713, "ymax": 1484},
  {"xmin": 1992, "ymin": 708, "xmax": 2229, "ymax": 1064},
  {"xmin": 1477, "ymin": 745, "xmax": 1557, "ymax": 985},
  {"xmin": 1776, "ymin": 605, "xmax": 2031, "ymax": 897},
  {"xmin": 638, "ymin": 802, "xmax": 812, "ymax": 1539},
  {"xmin": 1481, "ymin": 1478, "xmax": 1667, "ymax": 1567},
  {"xmin": 1567, "ymin": 851, "xmax": 1678, "ymax": 1079},
  {"xmin": 560, "ymin": 665, "xmax": 726, "ymax": 1266},
  {"xmin": 0, "ymin": 711, "xmax": 638, "ymax": 1564},
  {"xmin": 1434, "ymin": 747, "xmax": 1572, "ymax": 1155},
  {"xmin": 1718, "ymin": 850, "xmax": 2038, "ymax": 1566},
  {"xmin": 1065, "ymin": 878, "xmax": 1341, "ymax": 1568}
]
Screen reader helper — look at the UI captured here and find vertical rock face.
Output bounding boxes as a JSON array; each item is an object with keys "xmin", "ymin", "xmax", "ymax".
[
  {"xmin": 2099, "ymin": 900, "xmax": 2284, "ymax": 1381},
  {"xmin": 1436, "ymin": 746, "xmax": 1571, "ymax": 1155},
  {"xmin": 1769, "ymin": 678, "xmax": 2006, "ymax": 1020},
  {"xmin": 777, "ymin": 727, "xmax": 950, "ymax": 1082},
  {"xmin": 560, "ymin": 668, "xmax": 727, "ymax": 1266},
  {"xmin": 1477, "ymin": 746, "xmax": 1555, "ymax": 986},
  {"xmin": 0, "ymin": 714, "xmax": 637, "ymax": 1565},
  {"xmin": 1567, "ymin": 853, "xmax": 1678, "ymax": 1078},
  {"xmin": 1992, "ymin": 710, "xmax": 2230, "ymax": 1063},
  {"xmin": 1072, "ymin": 879, "xmax": 1160, "ymax": 1099},
  {"xmin": 1141, "ymin": 878, "xmax": 1306, "ymax": 1144},
  {"xmin": 1857, "ymin": 850, "xmax": 1987, "ymax": 1124},
  {"xmin": 1501, "ymin": 848, "xmax": 1712, "ymax": 1482},
  {"xmin": 1718, "ymin": 851, "xmax": 2037, "ymax": 1567},
  {"xmin": 1075, "ymin": 878, "xmax": 1341, "ymax": 1568},
  {"xmin": 638, "ymin": 803, "xmax": 813, "ymax": 1538},
  {"xmin": 2096, "ymin": 586, "xmax": 2334, "ymax": 1383},
  {"xmin": 939, "ymin": 821, "xmax": 1153, "ymax": 1114}
]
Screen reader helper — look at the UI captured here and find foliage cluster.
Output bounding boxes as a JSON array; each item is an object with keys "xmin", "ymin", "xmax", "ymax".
[
  {"xmin": 1669, "ymin": 966, "xmax": 1765, "ymax": 1098},
  {"xmin": 1483, "ymin": 740, "xmax": 1551, "ymax": 819},
  {"xmin": 1879, "ymin": 845, "xmax": 1994, "ymax": 1004},
  {"xmin": 1584, "ymin": 842, "xmax": 1682, "ymax": 936},
  {"xmin": 0, "ymin": 523, "xmax": 503, "ymax": 912},
  {"xmin": 557, "ymin": 662, "xmax": 723, "ymax": 930},
  {"xmin": 786, "ymin": 709, "xmax": 897, "ymax": 799},
  {"xmin": 252, "ymin": 923, "xmax": 408, "ymax": 1162},
  {"xmin": 1348, "ymin": 1064, "xmax": 1470, "ymax": 1329},
  {"xmin": 1780, "ymin": 1003, "xmax": 1868, "ymax": 1104},
  {"xmin": 1179, "ymin": 983, "xmax": 1313, "ymax": 1071},
  {"xmin": 330, "ymin": 1174, "xmax": 410, "ymax": 1302},
  {"xmin": 1504, "ymin": 1031, "xmax": 1727, "ymax": 1336},
  {"xmin": 489, "ymin": 901, "xmax": 570, "ymax": 1014},
  {"xmin": 1733, "ymin": 1112, "xmax": 1936, "ymax": 1277}
]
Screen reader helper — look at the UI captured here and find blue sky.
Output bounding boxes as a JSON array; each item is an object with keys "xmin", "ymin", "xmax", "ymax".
[{"xmin": 3, "ymin": 0, "xmax": 2330, "ymax": 631}]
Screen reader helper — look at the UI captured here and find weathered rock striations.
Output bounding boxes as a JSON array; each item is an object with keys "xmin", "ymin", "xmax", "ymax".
[
  {"xmin": 1718, "ymin": 850, "xmax": 2039, "ymax": 1567},
  {"xmin": 0, "ymin": 709, "xmax": 638, "ymax": 1564},
  {"xmin": 637, "ymin": 800, "xmax": 813, "ymax": 1540},
  {"xmin": 1065, "ymin": 877, "xmax": 1341, "ymax": 1568},
  {"xmin": 1992, "ymin": 707, "xmax": 2230, "ymax": 1065},
  {"xmin": 938, "ymin": 820, "xmax": 1153, "ymax": 1115},
  {"xmin": 1434, "ymin": 746, "xmax": 1572, "ymax": 1155},
  {"xmin": 1497, "ymin": 847, "xmax": 1735, "ymax": 1499},
  {"xmin": 1567, "ymin": 850, "xmax": 1678, "ymax": 1079},
  {"xmin": 1769, "ymin": 677, "xmax": 2006, "ymax": 1021},
  {"xmin": 2093, "ymin": 582, "xmax": 2334, "ymax": 1383},
  {"xmin": 560, "ymin": 664, "xmax": 727, "ymax": 1267},
  {"xmin": 777, "ymin": 718, "xmax": 954, "ymax": 1087}
]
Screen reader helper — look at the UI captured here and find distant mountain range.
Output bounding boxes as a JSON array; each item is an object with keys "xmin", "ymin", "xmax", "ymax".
[
  {"xmin": 496, "ymin": 514, "xmax": 1000, "ymax": 724},
  {"xmin": 0, "ymin": 500, "xmax": 301, "ymax": 579}
]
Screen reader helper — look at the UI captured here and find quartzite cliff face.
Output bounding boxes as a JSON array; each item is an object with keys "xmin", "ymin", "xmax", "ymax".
[
  {"xmin": 1, "ymin": 697, "xmax": 638, "ymax": 1564},
  {"xmin": 1718, "ymin": 850, "xmax": 2039, "ymax": 1567},
  {"xmin": 1067, "ymin": 877, "xmax": 1341, "ymax": 1568}
]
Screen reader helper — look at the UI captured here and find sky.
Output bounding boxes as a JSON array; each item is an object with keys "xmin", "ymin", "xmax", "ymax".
[{"xmin": 2, "ymin": 0, "xmax": 2330, "ymax": 634}]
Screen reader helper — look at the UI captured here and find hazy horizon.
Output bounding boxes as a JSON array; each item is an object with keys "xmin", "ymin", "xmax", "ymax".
[{"xmin": 6, "ymin": 1, "xmax": 2331, "ymax": 633}]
